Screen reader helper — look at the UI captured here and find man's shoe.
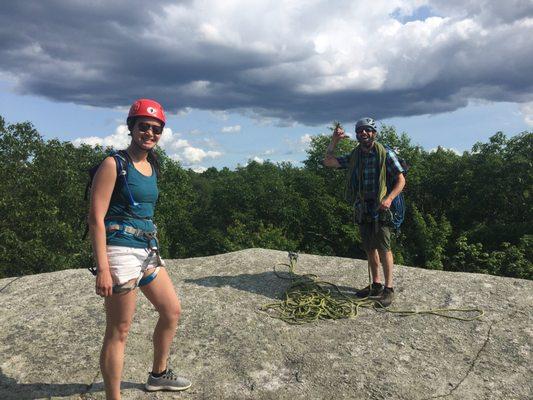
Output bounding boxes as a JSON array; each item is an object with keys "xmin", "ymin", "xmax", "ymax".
[
  {"xmin": 377, "ymin": 287, "xmax": 394, "ymax": 308},
  {"xmin": 356, "ymin": 282, "xmax": 384, "ymax": 298},
  {"xmin": 145, "ymin": 369, "xmax": 192, "ymax": 392}
]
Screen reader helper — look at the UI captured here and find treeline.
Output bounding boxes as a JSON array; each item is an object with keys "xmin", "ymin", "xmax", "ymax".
[{"xmin": 0, "ymin": 116, "xmax": 531, "ymax": 279}]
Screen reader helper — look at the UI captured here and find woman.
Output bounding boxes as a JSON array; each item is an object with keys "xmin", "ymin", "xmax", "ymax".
[{"xmin": 89, "ymin": 99, "xmax": 191, "ymax": 399}]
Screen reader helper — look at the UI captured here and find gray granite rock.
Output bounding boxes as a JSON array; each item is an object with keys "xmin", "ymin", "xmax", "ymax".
[{"xmin": 0, "ymin": 248, "xmax": 531, "ymax": 399}]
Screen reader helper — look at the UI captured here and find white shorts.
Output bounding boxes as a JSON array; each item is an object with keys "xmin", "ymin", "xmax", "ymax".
[{"xmin": 106, "ymin": 245, "xmax": 160, "ymax": 285}]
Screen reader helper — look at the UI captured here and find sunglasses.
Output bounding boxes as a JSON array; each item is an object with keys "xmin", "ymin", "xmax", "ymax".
[
  {"xmin": 137, "ymin": 122, "xmax": 163, "ymax": 135},
  {"xmin": 356, "ymin": 127, "xmax": 375, "ymax": 134}
]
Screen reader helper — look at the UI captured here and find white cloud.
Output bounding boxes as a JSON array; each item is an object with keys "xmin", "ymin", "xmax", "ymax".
[
  {"xmin": 181, "ymin": 147, "xmax": 222, "ymax": 164},
  {"xmin": 250, "ymin": 156, "xmax": 264, "ymax": 164},
  {"xmin": 191, "ymin": 166, "xmax": 208, "ymax": 173},
  {"xmin": 176, "ymin": 107, "xmax": 192, "ymax": 117},
  {"xmin": 188, "ymin": 129, "xmax": 204, "ymax": 136},
  {"xmin": 221, "ymin": 125, "xmax": 241, "ymax": 133},
  {"xmin": 2, "ymin": 0, "xmax": 532, "ymax": 124},
  {"xmin": 164, "ymin": 133, "xmax": 222, "ymax": 165},
  {"xmin": 201, "ymin": 137, "xmax": 219, "ymax": 148},
  {"xmin": 210, "ymin": 110, "xmax": 229, "ymax": 121},
  {"xmin": 73, "ymin": 124, "xmax": 223, "ymax": 166},
  {"xmin": 72, "ymin": 124, "xmax": 130, "ymax": 149},
  {"xmin": 156, "ymin": 127, "xmax": 182, "ymax": 148},
  {"xmin": 145, "ymin": 1, "xmax": 533, "ymax": 120},
  {"xmin": 299, "ymin": 134, "xmax": 313, "ymax": 145},
  {"xmin": 519, "ymin": 102, "xmax": 533, "ymax": 127},
  {"xmin": 280, "ymin": 159, "xmax": 298, "ymax": 165},
  {"xmin": 429, "ymin": 146, "xmax": 461, "ymax": 155},
  {"xmin": 279, "ymin": 132, "xmax": 317, "ymax": 155}
]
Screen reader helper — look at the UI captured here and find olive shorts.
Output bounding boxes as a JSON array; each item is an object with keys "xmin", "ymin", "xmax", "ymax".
[{"xmin": 359, "ymin": 223, "xmax": 391, "ymax": 252}]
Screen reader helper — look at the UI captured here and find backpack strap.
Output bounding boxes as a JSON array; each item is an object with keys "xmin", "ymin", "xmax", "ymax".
[
  {"xmin": 111, "ymin": 151, "xmax": 139, "ymax": 208},
  {"xmin": 384, "ymin": 145, "xmax": 409, "ymax": 176},
  {"xmin": 83, "ymin": 150, "xmax": 138, "ymax": 242}
]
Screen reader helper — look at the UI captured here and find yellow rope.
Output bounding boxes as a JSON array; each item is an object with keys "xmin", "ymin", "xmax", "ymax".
[{"xmin": 261, "ymin": 252, "xmax": 484, "ymax": 324}]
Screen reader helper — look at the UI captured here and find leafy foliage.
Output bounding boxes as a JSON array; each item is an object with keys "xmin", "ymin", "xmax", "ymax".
[{"xmin": 0, "ymin": 115, "xmax": 531, "ymax": 280}]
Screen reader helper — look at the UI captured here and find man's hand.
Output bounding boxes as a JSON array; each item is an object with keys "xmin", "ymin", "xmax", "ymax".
[
  {"xmin": 332, "ymin": 126, "xmax": 348, "ymax": 142},
  {"xmin": 379, "ymin": 196, "xmax": 393, "ymax": 210},
  {"xmin": 326, "ymin": 126, "xmax": 347, "ymax": 156},
  {"xmin": 323, "ymin": 122, "xmax": 346, "ymax": 168}
]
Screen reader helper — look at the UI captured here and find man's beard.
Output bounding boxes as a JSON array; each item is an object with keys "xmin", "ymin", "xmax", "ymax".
[{"xmin": 357, "ymin": 134, "xmax": 375, "ymax": 148}]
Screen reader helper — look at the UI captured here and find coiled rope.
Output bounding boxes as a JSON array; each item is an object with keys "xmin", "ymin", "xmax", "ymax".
[{"xmin": 261, "ymin": 252, "xmax": 484, "ymax": 325}]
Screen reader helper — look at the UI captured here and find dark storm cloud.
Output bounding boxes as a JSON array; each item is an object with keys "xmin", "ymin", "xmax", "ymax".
[{"xmin": 0, "ymin": 0, "xmax": 532, "ymax": 125}]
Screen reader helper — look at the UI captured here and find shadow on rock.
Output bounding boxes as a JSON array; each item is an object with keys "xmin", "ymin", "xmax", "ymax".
[
  {"xmin": 184, "ymin": 271, "xmax": 359, "ymax": 300},
  {"xmin": 0, "ymin": 369, "xmax": 143, "ymax": 400},
  {"xmin": 185, "ymin": 271, "xmax": 288, "ymax": 299}
]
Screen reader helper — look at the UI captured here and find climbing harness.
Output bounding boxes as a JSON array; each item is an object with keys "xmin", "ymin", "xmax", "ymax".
[
  {"xmin": 353, "ymin": 196, "xmax": 405, "ymax": 236},
  {"xmin": 99, "ymin": 223, "xmax": 165, "ymax": 293},
  {"xmin": 261, "ymin": 252, "xmax": 484, "ymax": 324}
]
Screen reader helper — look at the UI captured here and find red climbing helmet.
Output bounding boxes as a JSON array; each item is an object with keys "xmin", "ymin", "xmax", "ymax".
[{"xmin": 127, "ymin": 98, "xmax": 166, "ymax": 127}]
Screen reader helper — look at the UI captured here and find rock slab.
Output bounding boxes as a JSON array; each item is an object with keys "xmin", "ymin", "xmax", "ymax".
[{"xmin": 0, "ymin": 248, "xmax": 531, "ymax": 399}]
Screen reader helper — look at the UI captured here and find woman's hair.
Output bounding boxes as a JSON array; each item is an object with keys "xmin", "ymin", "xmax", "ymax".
[
  {"xmin": 126, "ymin": 116, "xmax": 161, "ymax": 177},
  {"xmin": 147, "ymin": 149, "xmax": 161, "ymax": 177}
]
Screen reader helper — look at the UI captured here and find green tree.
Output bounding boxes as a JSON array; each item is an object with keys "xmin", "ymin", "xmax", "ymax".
[
  {"xmin": 1, "ymin": 113, "xmax": 530, "ymax": 281},
  {"xmin": 0, "ymin": 119, "xmax": 101, "ymax": 276},
  {"xmin": 402, "ymin": 205, "xmax": 452, "ymax": 269},
  {"xmin": 155, "ymin": 150, "xmax": 195, "ymax": 259}
]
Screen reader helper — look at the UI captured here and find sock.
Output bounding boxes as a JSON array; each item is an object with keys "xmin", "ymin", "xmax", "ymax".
[{"xmin": 151, "ymin": 369, "xmax": 167, "ymax": 378}]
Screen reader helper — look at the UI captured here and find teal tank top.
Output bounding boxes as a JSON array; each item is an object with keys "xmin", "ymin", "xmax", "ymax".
[{"xmin": 105, "ymin": 159, "xmax": 159, "ymax": 248}]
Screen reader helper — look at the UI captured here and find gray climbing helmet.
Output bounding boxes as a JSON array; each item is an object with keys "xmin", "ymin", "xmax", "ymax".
[{"xmin": 355, "ymin": 117, "xmax": 377, "ymax": 132}]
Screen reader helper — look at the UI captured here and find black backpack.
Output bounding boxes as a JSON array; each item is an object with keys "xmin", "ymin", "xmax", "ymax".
[{"xmin": 82, "ymin": 150, "xmax": 136, "ymax": 240}]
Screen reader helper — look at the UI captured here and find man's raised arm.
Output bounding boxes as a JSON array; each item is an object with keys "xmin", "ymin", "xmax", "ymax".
[{"xmin": 323, "ymin": 125, "xmax": 347, "ymax": 168}]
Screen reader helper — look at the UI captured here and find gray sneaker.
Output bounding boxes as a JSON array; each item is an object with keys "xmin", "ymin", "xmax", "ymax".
[{"xmin": 145, "ymin": 368, "xmax": 191, "ymax": 392}]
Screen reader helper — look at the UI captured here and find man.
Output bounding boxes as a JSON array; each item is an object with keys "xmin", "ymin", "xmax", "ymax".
[{"xmin": 323, "ymin": 117, "xmax": 405, "ymax": 307}]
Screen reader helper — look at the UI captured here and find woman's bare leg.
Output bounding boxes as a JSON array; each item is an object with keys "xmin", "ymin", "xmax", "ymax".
[
  {"xmin": 100, "ymin": 288, "xmax": 137, "ymax": 400},
  {"xmin": 140, "ymin": 268, "xmax": 181, "ymax": 373}
]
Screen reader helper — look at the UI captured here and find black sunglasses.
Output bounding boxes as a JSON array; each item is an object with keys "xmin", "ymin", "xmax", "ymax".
[
  {"xmin": 356, "ymin": 127, "xmax": 375, "ymax": 134},
  {"xmin": 137, "ymin": 122, "xmax": 163, "ymax": 135}
]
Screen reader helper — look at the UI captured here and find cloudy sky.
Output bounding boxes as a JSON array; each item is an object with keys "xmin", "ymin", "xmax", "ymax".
[{"xmin": 1, "ymin": 0, "xmax": 532, "ymax": 170}]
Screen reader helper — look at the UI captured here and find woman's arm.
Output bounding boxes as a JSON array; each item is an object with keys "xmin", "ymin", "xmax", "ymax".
[{"xmin": 88, "ymin": 156, "xmax": 117, "ymax": 297}]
